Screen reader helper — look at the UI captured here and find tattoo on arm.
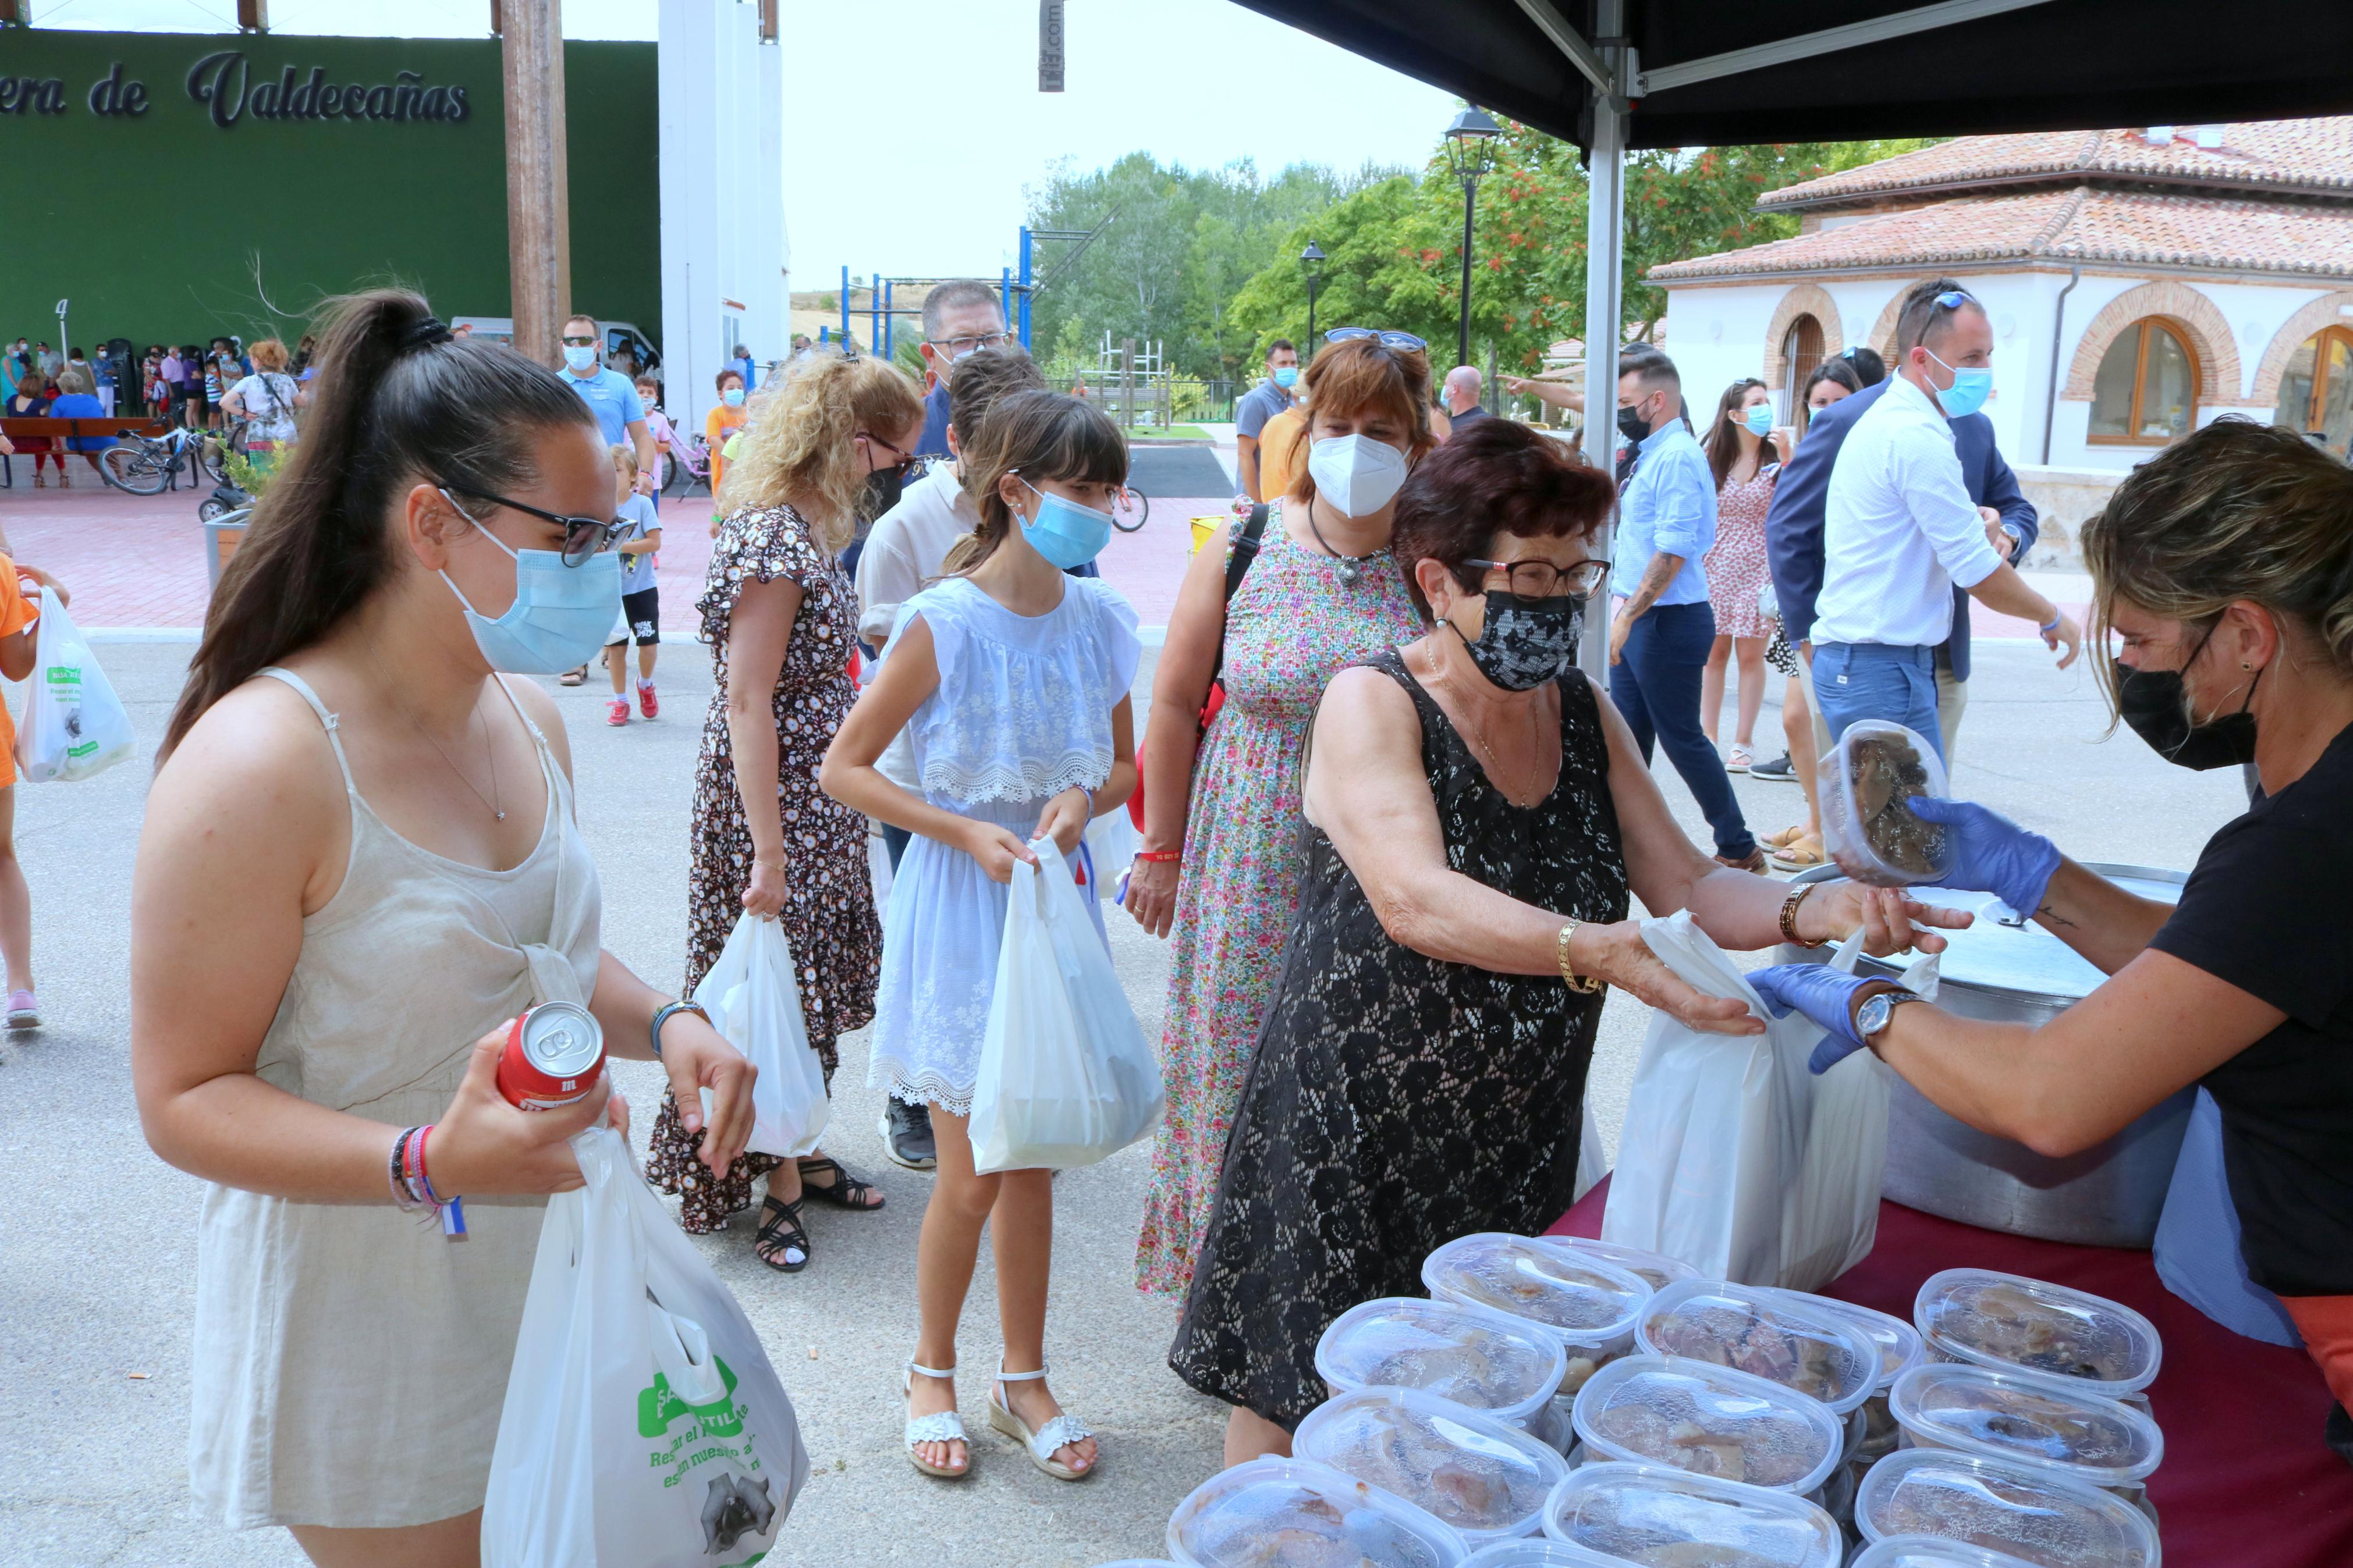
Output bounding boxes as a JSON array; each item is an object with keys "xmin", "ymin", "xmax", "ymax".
[
  {"xmin": 1620, "ymin": 553, "xmax": 1683, "ymax": 619},
  {"xmin": 2036, "ymin": 902, "xmax": 2077, "ymax": 928}
]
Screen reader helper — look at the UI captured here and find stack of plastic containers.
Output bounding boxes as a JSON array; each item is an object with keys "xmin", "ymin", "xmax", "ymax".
[
  {"xmin": 1852, "ymin": 1449, "xmax": 2162, "ymax": 1566},
  {"xmin": 1422, "ymin": 1233, "xmax": 1652, "ymax": 1400},
  {"xmin": 1293, "ymin": 1388, "xmax": 1570, "ymax": 1546},
  {"xmin": 1542, "ymin": 1462, "xmax": 1844, "ymax": 1567},
  {"xmin": 1316, "ymin": 1297, "xmax": 1567, "ymax": 1451},
  {"xmin": 1164, "ymin": 1458, "xmax": 1467, "ymax": 1566}
]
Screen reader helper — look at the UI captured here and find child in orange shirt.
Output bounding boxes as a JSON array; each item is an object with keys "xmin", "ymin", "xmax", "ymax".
[
  {"xmin": 705, "ymin": 367, "xmax": 750, "ymax": 516},
  {"xmin": 0, "ymin": 557, "xmax": 64, "ymax": 1029}
]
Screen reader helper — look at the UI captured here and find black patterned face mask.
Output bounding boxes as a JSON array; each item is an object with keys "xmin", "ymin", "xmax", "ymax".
[{"xmin": 1452, "ymin": 590, "xmax": 1584, "ymax": 691}]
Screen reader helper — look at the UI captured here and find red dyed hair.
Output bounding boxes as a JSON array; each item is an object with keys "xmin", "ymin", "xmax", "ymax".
[
  {"xmin": 1283, "ymin": 335, "xmax": 1436, "ymax": 506},
  {"xmin": 1389, "ymin": 418, "xmax": 1615, "ymax": 620}
]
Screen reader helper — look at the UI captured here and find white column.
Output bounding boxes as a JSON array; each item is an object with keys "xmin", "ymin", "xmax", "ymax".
[{"xmin": 1578, "ymin": 2, "xmax": 1628, "ymax": 685}]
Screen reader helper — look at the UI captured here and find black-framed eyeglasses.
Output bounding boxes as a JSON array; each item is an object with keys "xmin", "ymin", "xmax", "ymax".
[
  {"xmin": 444, "ymin": 486, "xmax": 625, "ymax": 567},
  {"xmin": 1460, "ymin": 557, "xmax": 1610, "ymax": 604},
  {"xmin": 927, "ymin": 331, "xmax": 1013, "ymax": 356},
  {"xmin": 1326, "ymin": 326, "xmax": 1428, "ymax": 351}
]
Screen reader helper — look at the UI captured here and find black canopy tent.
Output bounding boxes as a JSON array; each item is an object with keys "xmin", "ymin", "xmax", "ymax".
[{"xmin": 1230, "ymin": 0, "xmax": 2353, "ymax": 673}]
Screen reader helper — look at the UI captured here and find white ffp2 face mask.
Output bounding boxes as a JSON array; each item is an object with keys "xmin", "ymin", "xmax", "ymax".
[{"xmin": 1307, "ymin": 433, "xmax": 1410, "ymax": 517}]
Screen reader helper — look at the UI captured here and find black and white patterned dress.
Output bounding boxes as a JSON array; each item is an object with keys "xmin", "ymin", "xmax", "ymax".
[{"xmin": 1169, "ymin": 648, "xmax": 1630, "ymax": 1430}]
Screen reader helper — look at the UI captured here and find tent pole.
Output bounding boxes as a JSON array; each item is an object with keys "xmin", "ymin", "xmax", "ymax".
[{"xmin": 1577, "ymin": 6, "xmax": 1627, "ymax": 685}]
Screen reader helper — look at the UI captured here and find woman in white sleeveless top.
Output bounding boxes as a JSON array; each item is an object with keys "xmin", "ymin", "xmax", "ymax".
[{"xmin": 130, "ymin": 291, "xmax": 758, "ymax": 1567}]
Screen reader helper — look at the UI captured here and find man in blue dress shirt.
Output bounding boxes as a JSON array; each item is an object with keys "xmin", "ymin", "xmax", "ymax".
[{"xmin": 1609, "ymin": 346, "xmax": 1759, "ymax": 868}]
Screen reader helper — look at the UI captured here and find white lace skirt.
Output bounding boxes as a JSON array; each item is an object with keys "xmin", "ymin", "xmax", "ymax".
[{"xmin": 867, "ymin": 794, "xmax": 1112, "ymax": 1117}]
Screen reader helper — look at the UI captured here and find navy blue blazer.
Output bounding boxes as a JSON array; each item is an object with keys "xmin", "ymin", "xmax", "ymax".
[{"xmin": 1764, "ymin": 378, "xmax": 2039, "ymax": 684}]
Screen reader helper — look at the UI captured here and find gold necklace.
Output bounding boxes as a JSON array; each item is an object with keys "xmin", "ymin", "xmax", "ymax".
[
  {"xmin": 392, "ymin": 682, "xmax": 506, "ymax": 822},
  {"xmin": 1421, "ymin": 638, "xmax": 1545, "ymax": 802}
]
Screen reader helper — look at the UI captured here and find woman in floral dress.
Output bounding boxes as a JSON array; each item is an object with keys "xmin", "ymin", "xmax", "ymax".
[
  {"xmin": 1698, "ymin": 377, "xmax": 1790, "ymax": 771},
  {"xmin": 1124, "ymin": 334, "xmax": 1433, "ymax": 1297},
  {"xmin": 647, "ymin": 346, "xmax": 925, "ymax": 1271}
]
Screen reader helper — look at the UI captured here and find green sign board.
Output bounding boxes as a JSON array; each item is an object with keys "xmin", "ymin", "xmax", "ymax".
[{"xmin": 0, "ymin": 30, "xmax": 656, "ymax": 358}]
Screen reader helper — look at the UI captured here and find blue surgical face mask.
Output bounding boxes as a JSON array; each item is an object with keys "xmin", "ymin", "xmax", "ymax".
[
  {"xmin": 562, "ymin": 344, "xmax": 598, "ymax": 375},
  {"xmin": 722, "ymin": 387, "xmax": 746, "ymax": 407},
  {"xmin": 438, "ymin": 492, "xmax": 623, "ymax": 674},
  {"xmin": 1924, "ymin": 350, "xmax": 1993, "ymax": 419},
  {"xmin": 1014, "ymin": 476, "xmax": 1115, "ymax": 570},
  {"xmin": 1742, "ymin": 404, "xmax": 1774, "ymax": 437},
  {"xmin": 1272, "ymin": 365, "xmax": 1300, "ymax": 389}
]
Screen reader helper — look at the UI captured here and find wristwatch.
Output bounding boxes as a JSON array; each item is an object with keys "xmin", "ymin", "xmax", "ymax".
[
  {"xmin": 2000, "ymin": 521, "xmax": 2024, "ymax": 560},
  {"xmin": 1854, "ymin": 988, "xmax": 1925, "ymax": 1045}
]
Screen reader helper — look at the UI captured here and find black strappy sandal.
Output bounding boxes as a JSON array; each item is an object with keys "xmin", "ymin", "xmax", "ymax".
[
  {"xmin": 753, "ymin": 1194, "xmax": 810, "ymax": 1272},
  {"xmin": 797, "ymin": 1154, "xmax": 886, "ymax": 1211}
]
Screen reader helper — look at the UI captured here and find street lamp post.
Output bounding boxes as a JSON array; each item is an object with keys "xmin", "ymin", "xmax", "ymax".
[
  {"xmin": 1300, "ymin": 241, "xmax": 1326, "ymax": 361},
  {"xmin": 1442, "ymin": 106, "xmax": 1501, "ymax": 372}
]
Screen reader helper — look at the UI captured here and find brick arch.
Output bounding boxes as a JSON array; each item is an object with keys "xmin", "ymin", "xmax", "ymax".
[
  {"xmin": 1868, "ymin": 279, "xmax": 1943, "ymax": 364},
  {"xmin": 2061, "ymin": 280, "xmax": 2237, "ymax": 404},
  {"xmin": 1761, "ymin": 284, "xmax": 1844, "ymax": 389},
  {"xmin": 2251, "ymin": 289, "xmax": 2353, "ymax": 408}
]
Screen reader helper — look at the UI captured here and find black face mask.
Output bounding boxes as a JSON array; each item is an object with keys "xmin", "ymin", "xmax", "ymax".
[
  {"xmin": 1453, "ymin": 591, "xmax": 1585, "ymax": 692},
  {"xmin": 2115, "ymin": 623, "xmax": 2260, "ymax": 770},
  {"xmin": 1616, "ymin": 403, "xmax": 1651, "ymax": 445},
  {"xmin": 863, "ymin": 459, "xmax": 916, "ymax": 521}
]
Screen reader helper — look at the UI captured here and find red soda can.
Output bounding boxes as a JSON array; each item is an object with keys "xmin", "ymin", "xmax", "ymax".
[{"xmin": 496, "ymin": 1001, "xmax": 605, "ymax": 1111}]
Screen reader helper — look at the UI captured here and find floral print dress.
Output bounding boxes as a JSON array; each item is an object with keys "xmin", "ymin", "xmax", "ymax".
[
  {"xmin": 1705, "ymin": 464, "xmax": 1778, "ymax": 639},
  {"xmin": 647, "ymin": 502, "xmax": 882, "ymax": 1232},
  {"xmin": 1134, "ymin": 509, "xmax": 1425, "ymax": 1297}
]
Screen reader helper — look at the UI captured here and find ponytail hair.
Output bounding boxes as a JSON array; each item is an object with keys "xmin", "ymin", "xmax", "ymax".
[
  {"xmin": 715, "ymin": 346, "xmax": 922, "ymax": 550},
  {"xmin": 942, "ymin": 390, "xmax": 1127, "ymax": 577},
  {"xmin": 162, "ymin": 288, "xmax": 597, "ymax": 758}
]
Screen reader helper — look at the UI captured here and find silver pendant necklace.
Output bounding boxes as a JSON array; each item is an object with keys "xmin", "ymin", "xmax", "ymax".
[{"xmin": 1304, "ymin": 498, "xmax": 1365, "ymax": 589}]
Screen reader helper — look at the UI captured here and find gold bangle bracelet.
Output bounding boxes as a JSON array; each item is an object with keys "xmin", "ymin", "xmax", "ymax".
[
  {"xmin": 1779, "ymin": 882, "xmax": 1831, "ymax": 948},
  {"xmin": 1557, "ymin": 920, "xmax": 1604, "ymax": 994}
]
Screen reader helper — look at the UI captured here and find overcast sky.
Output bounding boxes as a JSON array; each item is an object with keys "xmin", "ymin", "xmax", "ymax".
[{"xmin": 35, "ymin": 0, "xmax": 1461, "ymax": 287}]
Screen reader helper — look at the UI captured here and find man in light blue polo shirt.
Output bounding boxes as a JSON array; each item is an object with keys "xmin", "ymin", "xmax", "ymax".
[
  {"xmin": 1609, "ymin": 346, "xmax": 1758, "ymax": 867},
  {"xmin": 559, "ymin": 314, "xmax": 657, "ymax": 496}
]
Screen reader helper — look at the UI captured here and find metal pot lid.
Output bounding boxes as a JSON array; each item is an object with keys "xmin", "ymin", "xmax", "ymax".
[{"xmin": 1805, "ymin": 862, "xmax": 2182, "ymax": 1004}]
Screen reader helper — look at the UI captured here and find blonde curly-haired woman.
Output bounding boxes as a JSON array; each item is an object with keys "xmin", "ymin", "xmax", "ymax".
[{"xmin": 645, "ymin": 346, "xmax": 925, "ymax": 1272}]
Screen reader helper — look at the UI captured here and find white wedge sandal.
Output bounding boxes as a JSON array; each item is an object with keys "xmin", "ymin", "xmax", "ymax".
[
  {"xmin": 988, "ymin": 1359, "xmax": 1096, "ymax": 1480},
  {"xmin": 902, "ymin": 1360, "xmax": 970, "ymax": 1479}
]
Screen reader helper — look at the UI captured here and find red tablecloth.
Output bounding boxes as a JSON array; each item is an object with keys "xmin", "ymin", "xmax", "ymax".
[{"xmin": 1549, "ymin": 1178, "xmax": 2353, "ymax": 1568}]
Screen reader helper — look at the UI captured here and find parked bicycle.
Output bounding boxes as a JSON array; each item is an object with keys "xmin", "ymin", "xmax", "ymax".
[
  {"xmin": 659, "ymin": 433, "xmax": 712, "ymax": 496},
  {"xmin": 101, "ymin": 424, "xmax": 231, "ymax": 495},
  {"xmin": 1111, "ymin": 485, "xmax": 1150, "ymax": 533}
]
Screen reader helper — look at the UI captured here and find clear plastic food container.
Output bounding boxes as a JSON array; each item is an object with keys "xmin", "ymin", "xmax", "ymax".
[
  {"xmin": 1889, "ymin": 1364, "xmax": 2164, "ymax": 1487},
  {"xmin": 1458, "ymin": 1539, "xmax": 1633, "ymax": 1568},
  {"xmin": 1541, "ymin": 1460, "xmax": 1844, "ymax": 1568},
  {"xmin": 1424, "ymin": 1233, "xmax": 1652, "ymax": 1393},
  {"xmin": 1850, "ymin": 1538, "xmax": 2048, "ymax": 1568},
  {"xmin": 1818, "ymin": 719, "xmax": 1955, "ymax": 886},
  {"xmin": 1852, "ymin": 1449, "xmax": 2161, "ymax": 1568},
  {"xmin": 1912, "ymin": 1270, "xmax": 2162, "ymax": 1398},
  {"xmin": 1815, "ymin": 1296, "xmax": 1929, "ymax": 1464},
  {"xmin": 1569, "ymin": 1354, "xmax": 1848, "ymax": 1496},
  {"xmin": 1318, "ymin": 1297, "xmax": 1569, "ymax": 1429},
  {"xmin": 1166, "ymin": 1457, "xmax": 1470, "ymax": 1568},
  {"xmin": 1537, "ymin": 1234, "xmax": 1705, "ymax": 1292},
  {"xmin": 1634, "ymin": 1280, "xmax": 1881, "ymax": 1415},
  {"xmin": 1296, "ymin": 1387, "xmax": 1570, "ymax": 1545}
]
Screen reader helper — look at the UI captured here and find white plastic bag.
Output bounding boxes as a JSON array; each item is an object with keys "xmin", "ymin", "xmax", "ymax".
[
  {"xmin": 1573, "ymin": 1095, "xmax": 1609, "ymax": 1203},
  {"xmin": 1601, "ymin": 912, "xmax": 1936, "ymax": 1291},
  {"xmin": 969, "ymin": 838, "xmax": 1165, "ymax": 1173},
  {"xmin": 1080, "ymin": 808, "xmax": 1140, "ymax": 902},
  {"xmin": 483, "ymin": 1126, "xmax": 809, "ymax": 1568},
  {"xmin": 15, "ymin": 585, "xmax": 133, "ymax": 783},
  {"xmin": 691, "ymin": 913, "xmax": 829, "ymax": 1159}
]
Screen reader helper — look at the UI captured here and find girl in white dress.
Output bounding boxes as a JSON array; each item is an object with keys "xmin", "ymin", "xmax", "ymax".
[{"xmin": 823, "ymin": 389, "xmax": 1139, "ymax": 1483}]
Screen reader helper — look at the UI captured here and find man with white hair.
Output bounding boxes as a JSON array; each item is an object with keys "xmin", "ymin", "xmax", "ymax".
[
  {"xmin": 912, "ymin": 280, "xmax": 1014, "ymax": 458},
  {"xmin": 1442, "ymin": 364, "xmax": 1488, "ymax": 428}
]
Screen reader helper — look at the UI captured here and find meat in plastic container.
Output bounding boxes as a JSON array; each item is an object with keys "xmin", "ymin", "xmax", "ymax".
[
  {"xmin": 1888, "ymin": 1364, "xmax": 2163, "ymax": 1487},
  {"xmin": 1912, "ymin": 1270, "xmax": 2162, "ymax": 1399},
  {"xmin": 1634, "ymin": 1279, "xmax": 1882, "ymax": 1415},
  {"xmin": 1568, "ymin": 1353, "xmax": 1848, "ymax": 1496},
  {"xmin": 1852, "ymin": 1449, "xmax": 2161, "ymax": 1568},
  {"xmin": 1318, "ymin": 1297, "xmax": 1568, "ymax": 1430},
  {"xmin": 1295, "ymin": 1386, "xmax": 1570, "ymax": 1545},
  {"xmin": 1166, "ymin": 1457, "xmax": 1470, "ymax": 1567},
  {"xmin": 1536, "ymin": 1234, "xmax": 1705, "ymax": 1293},
  {"xmin": 1814, "ymin": 1296, "xmax": 1928, "ymax": 1463},
  {"xmin": 1818, "ymin": 719, "xmax": 1955, "ymax": 887},
  {"xmin": 1850, "ymin": 1538, "xmax": 2048, "ymax": 1568},
  {"xmin": 1541, "ymin": 1460, "xmax": 1843, "ymax": 1568},
  {"xmin": 1458, "ymin": 1539, "xmax": 1634, "ymax": 1568},
  {"xmin": 1423, "ymin": 1233, "xmax": 1652, "ymax": 1395}
]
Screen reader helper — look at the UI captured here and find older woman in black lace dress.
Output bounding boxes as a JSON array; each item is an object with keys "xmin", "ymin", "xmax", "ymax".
[{"xmin": 1169, "ymin": 418, "xmax": 1960, "ymax": 1465}]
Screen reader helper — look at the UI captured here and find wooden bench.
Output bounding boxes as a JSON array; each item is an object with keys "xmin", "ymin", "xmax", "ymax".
[{"xmin": 0, "ymin": 417, "xmax": 175, "ymax": 487}]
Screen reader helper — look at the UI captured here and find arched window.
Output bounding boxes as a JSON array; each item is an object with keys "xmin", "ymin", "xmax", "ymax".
[
  {"xmin": 1781, "ymin": 314, "xmax": 1824, "ymax": 418},
  {"xmin": 2273, "ymin": 326, "xmax": 2353, "ymax": 460},
  {"xmin": 2089, "ymin": 319, "xmax": 2198, "ymax": 443}
]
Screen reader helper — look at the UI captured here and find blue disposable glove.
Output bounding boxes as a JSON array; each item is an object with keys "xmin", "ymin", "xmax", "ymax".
[
  {"xmin": 1906, "ymin": 795, "xmax": 2061, "ymax": 917},
  {"xmin": 1747, "ymin": 963, "xmax": 1878, "ymax": 1074}
]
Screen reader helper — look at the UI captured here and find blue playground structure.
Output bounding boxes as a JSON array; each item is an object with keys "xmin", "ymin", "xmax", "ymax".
[{"xmin": 823, "ymin": 213, "xmax": 1114, "ymax": 358}]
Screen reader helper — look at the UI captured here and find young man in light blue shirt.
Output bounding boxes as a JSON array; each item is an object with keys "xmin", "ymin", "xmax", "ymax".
[
  {"xmin": 1609, "ymin": 346, "xmax": 1758, "ymax": 867},
  {"xmin": 559, "ymin": 314, "xmax": 658, "ymax": 495}
]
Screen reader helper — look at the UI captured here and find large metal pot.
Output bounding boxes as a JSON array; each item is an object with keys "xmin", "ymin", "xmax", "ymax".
[{"xmin": 1778, "ymin": 863, "xmax": 2192, "ymax": 1248}]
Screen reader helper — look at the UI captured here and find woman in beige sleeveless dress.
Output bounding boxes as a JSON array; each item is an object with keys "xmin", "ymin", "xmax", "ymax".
[{"xmin": 129, "ymin": 292, "xmax": 760, "ymax": 1567}]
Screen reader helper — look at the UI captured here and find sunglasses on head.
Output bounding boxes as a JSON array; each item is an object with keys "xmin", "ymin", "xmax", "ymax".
[
  {"xmin": 1326, "ymin": 326, "xmax": 1429, "ymax": 351},
  {"xmin": 443, "ymin": 486, "xmax": 624, "ymax": 567}
]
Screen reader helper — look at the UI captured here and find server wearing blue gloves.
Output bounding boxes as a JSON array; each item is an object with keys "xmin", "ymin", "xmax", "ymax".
[{"xmin": 1748, "ymin": 419, "xmax": 2353, "ymax": 1465}]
